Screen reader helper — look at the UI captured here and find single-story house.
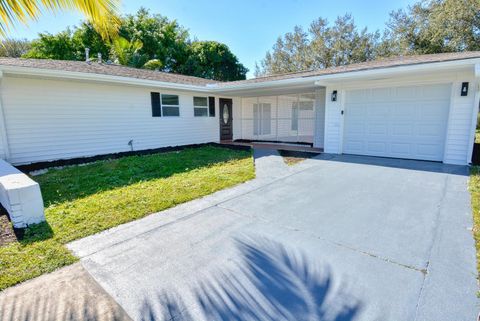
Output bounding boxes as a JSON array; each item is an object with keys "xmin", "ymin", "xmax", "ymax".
[{"xmin": 0, "ymin": 51, "xmax": 478, "ymax": 166}]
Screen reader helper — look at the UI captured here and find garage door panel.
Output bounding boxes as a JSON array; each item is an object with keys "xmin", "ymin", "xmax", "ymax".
[
  {"xmin": 371, "ymin": 88, "xmax": 393, "ymax": 101},
  {"xmin": 345, "ymin": 140, "xmax": 364, "ymax": 153},
  {"xmin": 346, "ymin": 124, "xmax": 364, "ymax": 136},
  {"xmin": 368, "ymin": 123, "xmax": 388, "ymax": 135},
  {"xmin": 418, "ymin": 124, "xmax": 445, "ymax": 137},
  {"xmin": 392, "ymin": 124, "xmax": 414, "ymax": 136},
  {"xmin": 392, "ymin": 103, "xmax": 416, "ymax": 118},
  {"xmin": 421, "ymin": 85, "xmax": 451, "ymax": 99},
  {"xmin": 395, "ymin": 86, "xmax": 418, "ymax": 100},
  {"xmin": 367, "ymin": 141, "xmax": 387, "ymax": 154},
  {"xmin": 347, "ymin": 90, "xmax": 368, "ymax": 103},
  {"xmin": 344, "ymin": 84, "xmax": 450, "ymax": 161},
  {"xmin": 390, "ymin": 142, "xmax": 412, "ymax": 155},
  {"xmin": 416, "ymin": 144, "xmax": 443, "ymax": 158},
  {"xmin": 420, "ymin": 102, "xmax": 449, "ymax": 120}
]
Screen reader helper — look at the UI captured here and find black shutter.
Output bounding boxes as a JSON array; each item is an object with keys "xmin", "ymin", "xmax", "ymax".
[
  {"xmin": 151, "ymin": 92, "xmax": 161, "ymax": 117},
  {"xmin": 208, "ymin": 96, "xmax": 215, "ymax": 117}
]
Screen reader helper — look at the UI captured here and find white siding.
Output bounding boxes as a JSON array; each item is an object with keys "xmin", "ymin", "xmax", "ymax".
[
  {"xmin": 232, "ymin": 97, "xmax": 242, "ymax": 140},
  {"xmin": 444, "ymin": 79, "xmax": 478, "ymax": 164},
  {"xmin": 1, "ymin": 76, "xmax": 221, "ymax": 164},
  {"xmin": 323, "ymin": 87, "xmax": 343, "ymax": 153},
  {"xmin": 314, "ymin": 88, "xmax": 326, "ymax": 148},
  {"xmin": 0, "ymin": 122, "xmax": 7, "ymax": 160}
]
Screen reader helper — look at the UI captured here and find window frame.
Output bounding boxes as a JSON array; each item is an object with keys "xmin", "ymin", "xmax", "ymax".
[
  {"xmin": 161, "ymin": 94, "xmax": 180, "ymax": 117},
  {"xmin": 193, "ymin": 96, "xmax": 209, "ymax": 117}
]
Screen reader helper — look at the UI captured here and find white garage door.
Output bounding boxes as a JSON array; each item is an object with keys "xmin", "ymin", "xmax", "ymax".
[{"xmin": 343, "ymin": 84, "xmax": 451, "ymax": 161}]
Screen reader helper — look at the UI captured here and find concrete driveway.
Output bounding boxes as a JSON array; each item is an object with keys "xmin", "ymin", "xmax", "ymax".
[{"xmin": 68, "ymin": 153, "xmax": 478, "ymax": 321}]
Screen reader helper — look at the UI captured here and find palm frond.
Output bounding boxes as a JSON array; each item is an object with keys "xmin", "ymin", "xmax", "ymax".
[{"xmin": 0, "ymin": 0, "xmax": 120, "ymax": 40}]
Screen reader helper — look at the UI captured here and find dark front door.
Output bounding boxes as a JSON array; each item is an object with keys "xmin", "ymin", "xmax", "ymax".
[{"xmin": 219, "ymin": 98, "xmax": 233, "ymax": 141}]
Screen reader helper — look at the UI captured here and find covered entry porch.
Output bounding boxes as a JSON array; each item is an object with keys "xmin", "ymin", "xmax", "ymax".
[{"xmin": 231, "ymin": 87, "xmax": 326, "ymax": 147}]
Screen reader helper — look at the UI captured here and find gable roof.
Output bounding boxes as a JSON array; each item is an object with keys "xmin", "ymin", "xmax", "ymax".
[
  {"xmin": 0, "ymin": 51, "xmax": 479, "ymax": 89},
  {"xmin": 0, "ymin": 57, "xmax": 218, "ymax": 86}
]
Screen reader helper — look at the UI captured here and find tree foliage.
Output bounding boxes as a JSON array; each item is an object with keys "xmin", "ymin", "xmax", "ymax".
[
  {"xmin": 110, "ymin": 37, "xmax": 147, "ymax": 68},
  {"xmin": 20, "ymin": 8, "xmax": 248, "ymax": 81},
  {"xmin": 119, "ymin": 8, "xmax": 190, "ymax": 72},
  {"xmin": 179, "ymin": 41, "xmax": 248, "ymax": 81},
  {"xmin": 256, "ymin": 14, "xmax": 379, "ymax": 76},
  {"xmin": 0, "ymin": 38, "xmax": 31, "ymax": 57},
  {"xmin": 23, "ymin": 29, "xmax": 78, "ymax": 60},
  {"xmin": 386, "ymin": 0, "xmax": 480, "ymax": 54},
  {"xmin": 256, "ymin": 0, "xmax": 480, "ymax": 76}
]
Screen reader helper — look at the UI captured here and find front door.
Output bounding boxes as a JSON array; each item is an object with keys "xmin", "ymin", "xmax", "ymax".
[{"xmin": 219, "ymin": 98, "xmax": 233, "ymax": 141}]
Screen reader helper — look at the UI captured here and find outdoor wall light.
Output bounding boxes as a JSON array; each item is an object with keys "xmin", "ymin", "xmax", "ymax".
[
  {"xmin": 461, "ymin": 82, "xmax": 469, "ymax": 96},
  {"xmin": 331, "ymin": 90, "xmax": 338, "ymax": 102}
]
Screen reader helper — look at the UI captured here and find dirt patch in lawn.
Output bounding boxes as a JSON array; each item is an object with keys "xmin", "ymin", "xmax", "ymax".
[
  {"xmin": 279, "ymin": 150, "xmax": 320, "ymax": 166},
  {"xmin": 0, "ymin": 208, "xmax": 23, "ymax": 247}
]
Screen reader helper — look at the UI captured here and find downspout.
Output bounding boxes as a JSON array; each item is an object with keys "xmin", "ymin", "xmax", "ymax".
[{"xmin": 0, "ymin": 71, "xmax": 11, "ymax": 161}]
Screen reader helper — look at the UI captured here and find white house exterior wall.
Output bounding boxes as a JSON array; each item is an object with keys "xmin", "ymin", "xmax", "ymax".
[
  {"xmin": 314, "ymin": 88, "xmax": 326, "ymax": 148},
  {"xmin": 444, "ymin": 80, "xmax": 478, "ymax": 164},
  {"xmin": 0, "ymin": 76, "xmax": 222, "ymax": 165},
  {"xmin": 322, "ymin": 70, "xmax": 478, "ymax": 165}
]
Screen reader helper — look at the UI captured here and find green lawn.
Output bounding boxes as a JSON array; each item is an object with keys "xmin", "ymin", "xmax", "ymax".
[
  {"xmin": 0, "ymin": 146, "xmax": 255, "ymax": 290},
  {"xmin": 470, "ymin": 167, "xmax": 480, "ymax": 276}
]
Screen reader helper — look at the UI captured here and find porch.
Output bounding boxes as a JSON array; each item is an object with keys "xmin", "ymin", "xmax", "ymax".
[{"xmin": 231, "ymin": 89, "xmax": 326, "ymax": 147}]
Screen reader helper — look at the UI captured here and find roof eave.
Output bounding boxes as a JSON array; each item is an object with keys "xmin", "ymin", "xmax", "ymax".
[
  {"xmin": 0, "ymin": 56, "xmax": 479, "ymax": 94},
  {"xmin": 0, "ymin": 65, "xmax": 212, "ymax": 92},
  {"xmin": 209, "ymin": 57, "xmax": 480, "ymax": 93},
  {"xmin": 313, "ymin": 57, "xmax": 480, "ymax": 85}
]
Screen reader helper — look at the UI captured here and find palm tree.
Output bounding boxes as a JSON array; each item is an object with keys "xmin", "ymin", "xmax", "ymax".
[{"xmin": 0, "ymin": 0, "xmax": 120, "ymax": 39}]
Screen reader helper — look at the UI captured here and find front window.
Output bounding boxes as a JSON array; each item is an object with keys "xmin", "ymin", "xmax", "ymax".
[
  {"xmin": 193, "ymin": 96, "xmax": 208, "ymax": 117},
  {"xmin": 161, "ymin": 94, "xmax": 180, "ymax": 116}
]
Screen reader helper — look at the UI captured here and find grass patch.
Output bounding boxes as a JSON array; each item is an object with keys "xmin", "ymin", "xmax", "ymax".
[
  {"xmin": 0, "ymin": 146, "xmax": 254, "ymax": 290},
  {"xmin": 470, "ymin": 166, "xmax": 480, "ymax": 276}
]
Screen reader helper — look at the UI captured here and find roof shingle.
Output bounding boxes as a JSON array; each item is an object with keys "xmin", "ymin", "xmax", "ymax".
[
  {"xmin": 218, "ymin": 51, "xmax": 480, "ymax": 87},
  {"xmin": 0, "ymin": 57, "xmax": 218, "ymax": 86},
  {"xmin": 0, "ymin": 51, "xmax": 479, "ymax": 88}
]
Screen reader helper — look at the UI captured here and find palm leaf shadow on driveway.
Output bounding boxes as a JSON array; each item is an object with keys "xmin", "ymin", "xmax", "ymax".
[{"xmin": 140, "ymin": 236, "xmax": 367, "ymax": 321}]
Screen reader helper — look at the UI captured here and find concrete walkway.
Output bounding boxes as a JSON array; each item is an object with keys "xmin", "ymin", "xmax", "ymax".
[
  {"xmin": 253, "ymin": 148, "xmax": 290, "ymax": 178},
  {"xmin": 67, "ymin": 154, "xmax": 478, "ymax": 321}
]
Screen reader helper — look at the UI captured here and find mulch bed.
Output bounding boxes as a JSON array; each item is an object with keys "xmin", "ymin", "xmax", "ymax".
[{"xmin": 278, "ymin": 150, "xmax": 320, "ymax": 165}]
